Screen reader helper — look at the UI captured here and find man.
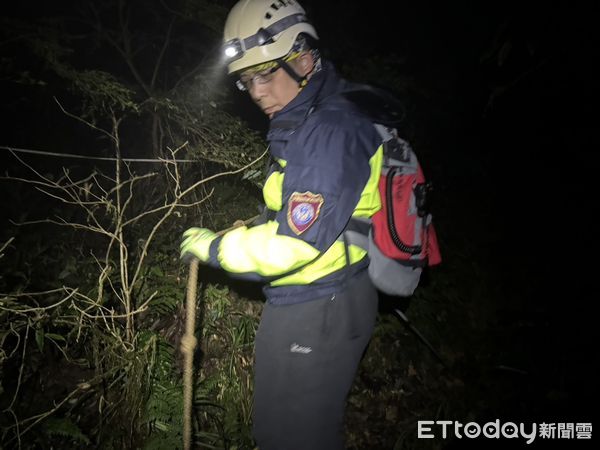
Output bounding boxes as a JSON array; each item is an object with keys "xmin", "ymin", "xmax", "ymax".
[{"xmin": 180, "ymin": 0, "xmax": 385, "ymax": 448}]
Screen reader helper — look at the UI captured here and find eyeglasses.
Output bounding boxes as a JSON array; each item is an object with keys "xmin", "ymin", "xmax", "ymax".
[{"xmin": 236, "ymin": 65, "xmax": 280, "ymax": 92}]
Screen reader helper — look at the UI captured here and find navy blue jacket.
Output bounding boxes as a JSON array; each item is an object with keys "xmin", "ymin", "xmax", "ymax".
[{"xmin": 210, "ymin": 60, "xmax": 382, "ymax": 304}]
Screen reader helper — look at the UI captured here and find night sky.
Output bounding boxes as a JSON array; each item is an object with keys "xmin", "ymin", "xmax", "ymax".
[{"xmin": 1, "ymin": 0, "xmax": 596, "ymax": 446}]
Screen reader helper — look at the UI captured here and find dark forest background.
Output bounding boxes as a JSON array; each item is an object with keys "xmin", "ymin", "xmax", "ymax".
[{"xmin": 0, "ymin": 0, "xmax": 595, "ymax": 448}]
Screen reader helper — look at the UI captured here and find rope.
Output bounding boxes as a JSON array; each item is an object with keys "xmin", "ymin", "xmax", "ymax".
[
  {"xmin": 182, "ymin": 259, "xmax": 199, "ymax": 450},
  {"xmin": 181, "ymin": 215, "xmax": 259, "ymax": 450}
]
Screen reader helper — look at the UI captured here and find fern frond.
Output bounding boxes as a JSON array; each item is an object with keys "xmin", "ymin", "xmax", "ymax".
[{"xmin": 42, "ymin": 417, "xmax": 91, "ymax": 446}]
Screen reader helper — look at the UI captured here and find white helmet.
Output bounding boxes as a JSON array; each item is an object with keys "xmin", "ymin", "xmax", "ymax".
[{"xmin": 223, "ymin": 0, "xmax": 318, "ymax": 74}]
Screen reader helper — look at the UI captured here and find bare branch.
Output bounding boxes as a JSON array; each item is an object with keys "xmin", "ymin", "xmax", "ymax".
[
  {"xmin": 150, "ymin": 15, "xmax": 175, "ymax": 90},
  {"xmin": 0, "ymin": 287, "xmax": 79, "ymax": 313},
  {"xmin": 5, "ymin": 384, "xmax": 87, "ymax": 445},
  {"xmin": 71, "ymin": 291, "xmax": 156, "ymax": 320},
  {"xmin": 116, "ymin": 0, "xmax": 151, "ymax": 96},
  {"xmin": 10, "ymin": 217, "xmax": 113, "ymax": 239},
  {"xmin": 0, "ymin": 237, "xmax": 15, "ymax": 259},
  {"xmin": 54, "ymin": 97, "xmax": 117, "ymax": 143},
  {"xmin": 179, "ymin": 145, "xmax": 269, "ymax": 200}
]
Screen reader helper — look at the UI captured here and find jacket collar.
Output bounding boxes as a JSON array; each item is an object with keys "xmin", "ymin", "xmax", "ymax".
[{"xmin": 267, "ymin": 60, "xmax": 342, "ymax": 139}]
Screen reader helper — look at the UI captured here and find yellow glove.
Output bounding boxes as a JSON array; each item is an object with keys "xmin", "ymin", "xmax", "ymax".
[{"xmin": 180, "ymin": 227, "xmax": 217, "ymax": 263}]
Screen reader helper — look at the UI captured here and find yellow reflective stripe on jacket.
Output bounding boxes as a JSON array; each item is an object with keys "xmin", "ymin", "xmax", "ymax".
[
  {"xmin": 218, "ymin": 221, "xmax": 320, "ymax": 275},
  {"xmin": 270, "ymin": 241, "xmax": 367, "ymax": 286},
  {"xmin": 263, "ymin": 146, "xmax": 382, "ymax": 217},
  {"xmin": 269, "ymin": 144, "xmax": 382, "ymax": 286},
  {"xmin": 219, "ymin": 145, "xmax": 382, "ymax": 284},
  {"xmin": 263, "ymin": 169, "xmax": 284, "ymax": 211},
  {"xmin": 353, "ymin": 144, "xmax": 383, "ymax": 218}
]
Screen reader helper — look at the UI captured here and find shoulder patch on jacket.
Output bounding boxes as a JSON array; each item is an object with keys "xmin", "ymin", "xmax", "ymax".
[{"xmin": 287, "ymin": 192, "xmax": 324, "ymax": 235}]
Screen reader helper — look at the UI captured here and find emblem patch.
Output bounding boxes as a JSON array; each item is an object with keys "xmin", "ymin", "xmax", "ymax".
[{"xmin": 287, "ymin": 191, "xmax": 324, "ymax": 235}]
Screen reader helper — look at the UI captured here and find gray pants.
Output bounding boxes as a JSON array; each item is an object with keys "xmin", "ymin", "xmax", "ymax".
[{"xmin": 253, "ymin": 270, "xmax": 378, "ymax": 450}]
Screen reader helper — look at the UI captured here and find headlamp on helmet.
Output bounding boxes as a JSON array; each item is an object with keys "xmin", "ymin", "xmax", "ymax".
[
  {"xmin": 223, "ymin": 38, "xmax": 244, "ymax": 61},
  {"xmin": 223, "ymin": 27, "xmax": 277, "ymax": 64}
]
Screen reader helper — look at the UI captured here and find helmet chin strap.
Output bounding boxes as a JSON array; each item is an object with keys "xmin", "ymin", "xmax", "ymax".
[{"xmin": 277, "ymin": 59, "xmax": 309, "ymax": 89}]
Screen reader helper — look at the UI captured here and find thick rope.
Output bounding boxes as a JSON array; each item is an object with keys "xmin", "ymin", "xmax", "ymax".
[
  {"xmin": 182, "ymin": 258, "xmax": 199, "ymax": 450},
  {"xmin": 181, "ymin": 215, "xmax": 259, "ymax": 450}
]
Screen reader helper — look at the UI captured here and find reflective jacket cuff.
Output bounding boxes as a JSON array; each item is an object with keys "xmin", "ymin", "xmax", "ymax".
[
  {"xmin": 207, "ymin": 236, "xmax": 223, "ymax": 269},
  {"xmin": 208, "ymin": 236, "xmax": 266, "ymax": 282}
]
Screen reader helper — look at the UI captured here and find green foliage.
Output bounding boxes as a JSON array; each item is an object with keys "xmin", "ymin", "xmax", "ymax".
[
  {"xmin": 42, "ymin": 417, "xmax": 91, "ymax": 446},
  {"xmin": 2, "ymin": 1, "xmax": 268, "ymax": 169},
  {"xmin": 151, "ymin": 84, "xmax": 268, "ymax": 170},
  {"xmin": 0, "ymin": 150, "xmax": 263, "ymax": 449},
  {"xmin": 193, "ymin": 284, "xmax": 259, "ymax": 449},
  {"xmin": 1, "ymin": 18, "xmax": 138, "ymax": 118},
  {"xmin": 142, "ymin": 345, "xmax": 185, "ymax": 450},
  {"xmin": 70, "ymin": 69, "xmax": 140, "ymax": 116}
]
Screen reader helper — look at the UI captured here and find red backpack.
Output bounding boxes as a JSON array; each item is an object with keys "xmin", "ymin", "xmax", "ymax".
[
  {"xmin": 346, "ymin": 124, "xmax": 441, "ymax": 297},
  {"xmin": 282, "ymin": 84, "xmax": 442, "ymax": 296}
]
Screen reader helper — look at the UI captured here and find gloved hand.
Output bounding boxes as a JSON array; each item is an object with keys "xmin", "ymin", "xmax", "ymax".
[{"xmin": 180, "ymin": 227, "xmax": 217, "ymax": 263}]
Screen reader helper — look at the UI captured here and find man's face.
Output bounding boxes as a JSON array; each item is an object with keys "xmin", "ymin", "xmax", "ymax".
[{"xmin": 240, "ymin": 54, "xmax": 312, "ymax": 119}]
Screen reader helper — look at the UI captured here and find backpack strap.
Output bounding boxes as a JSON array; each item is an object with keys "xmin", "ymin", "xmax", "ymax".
[{"xmin": 342, "ymin": 216, "xmax": 370, "ymax": 250}]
